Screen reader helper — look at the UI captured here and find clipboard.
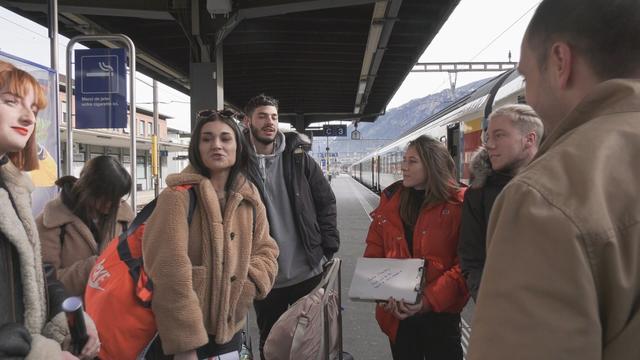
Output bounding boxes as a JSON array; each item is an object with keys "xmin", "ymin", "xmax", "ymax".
[{"xmin": 348, "ymin": 258, "xmax": 425, "ymax": 304}]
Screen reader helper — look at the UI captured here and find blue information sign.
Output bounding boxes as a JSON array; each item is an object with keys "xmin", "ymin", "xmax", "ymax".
[{"xmin": 74, "ymin": 48, "xmax": 127, "ymax": 129}]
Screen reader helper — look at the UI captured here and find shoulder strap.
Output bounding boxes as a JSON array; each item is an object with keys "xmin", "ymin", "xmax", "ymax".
[
  {"xmin": 187, "ymin": 187, "xmax": 197, "ymax": 224},
  {"xmin": 118, "ymin": 186, "xmax": 198, "ymax": 264},
  {"xmin": 125, "ymin": 186, "xmax": 198, "ymax": 240},
  {"xmin": 59, "ymin": 224, "xmax": 67, "ymax": 248}
]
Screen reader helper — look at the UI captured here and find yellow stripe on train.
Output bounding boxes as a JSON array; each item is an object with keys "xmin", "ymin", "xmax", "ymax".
[{"xmin": 462, "ymin": 117, "xmax": 482, "ymax": 133}]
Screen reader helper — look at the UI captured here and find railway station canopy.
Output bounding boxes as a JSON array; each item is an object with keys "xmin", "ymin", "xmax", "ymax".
[{"xmin": 6, "ymin": 0, "xmax": 460, "ymax": 130}]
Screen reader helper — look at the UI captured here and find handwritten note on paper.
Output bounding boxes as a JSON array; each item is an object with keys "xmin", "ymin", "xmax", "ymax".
[
  {"xmin": 349, "ymin": 258, "xmax": 425, "ymax": 303},
  {"xmin": 368, "ymin": 268, "xmax": 403, "ymax": 289}
]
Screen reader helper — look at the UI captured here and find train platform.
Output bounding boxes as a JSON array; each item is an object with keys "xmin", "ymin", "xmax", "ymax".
[{"xmin": 244, "ymin": 174, "xmax": 474, "ymax": 359}]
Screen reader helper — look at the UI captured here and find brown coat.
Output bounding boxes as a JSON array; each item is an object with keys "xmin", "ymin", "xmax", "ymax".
[
  {"xmin": 37, "ymin": 197, "xmax": 134, "ymax": 296},
  {"xmin": 142, "ymin": 166, "xmax": 279, "ymax": 355},
  {"xmin": 468, "ymin": 79, "xmax": 640, "ymax": 359}
]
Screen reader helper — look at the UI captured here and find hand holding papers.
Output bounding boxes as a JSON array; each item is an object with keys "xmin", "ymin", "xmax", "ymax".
[{"xmin": 348, "ymin": 258, "xmax": 425, "ymax": 304}]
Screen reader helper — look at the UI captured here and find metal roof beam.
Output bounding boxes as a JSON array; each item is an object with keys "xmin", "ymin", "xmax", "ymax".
[
  {"xmin": 215, "ymin": 0, "xmax": 376, "ymax": 46},
  {"xmin": 238, "ymin": 0, "xmax": 378, "ymax": 19},
  {"xmin": 411, "ymin": 62, "xmax": 518, "ymax": 73},
  {"xmin": 353, "ymin": 0, "xmax": 401, "ymax": 115},
  {"xmin": 279, "ymin": 112, "xmax": 383, "ymax": 126},
  {"xmin": 3, "ymin": 0, "xmax": 173, "ymax": 20},
  {"xmin": 60, "ymin": 12, "xmax": 190, "ymax": 90}
]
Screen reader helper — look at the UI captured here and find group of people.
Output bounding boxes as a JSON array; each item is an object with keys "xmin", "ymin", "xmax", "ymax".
[
  {"xmin": 2, "ymin": 0, "xmax": 640, "ymax": 359},
  {"xmin": 366, "ymin": 0, "xmax": 640, "ymax": 359},
  {"xmin": 363, "ymin": 96, "xmax": 544, "ymax": 360},
  {"xmin": 0, "ymin": 63, "xmax": 337, "ymax": 359}
]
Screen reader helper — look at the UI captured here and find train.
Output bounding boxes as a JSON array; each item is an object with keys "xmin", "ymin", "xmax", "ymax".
[{"xmin": 350, "ymin": 69, "xmax": 525, "ymax": 192}]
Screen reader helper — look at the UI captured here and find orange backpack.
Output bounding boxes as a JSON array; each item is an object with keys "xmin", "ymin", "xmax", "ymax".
[{"xmin": 84, "ymin": 186, "xmax": 196, "ymax": 360}]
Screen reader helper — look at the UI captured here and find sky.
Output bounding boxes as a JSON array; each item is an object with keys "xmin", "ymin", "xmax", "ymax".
[
  {"xmin": 387, "ymin": 0, "xmax": 540, "ymax": 109},
  {"xmin": 0, "ymin": 0, "xmax": 540, "ymax": 131}
]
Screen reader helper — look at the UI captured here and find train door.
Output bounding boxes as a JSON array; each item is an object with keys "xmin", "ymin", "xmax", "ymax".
[
  {"xmin": 369, "ymin": 157, "xmax": 375, "ymax": 189},
  {"xmin": 447, "ymin": 123, "xmax": 462, "ymax": 180}
]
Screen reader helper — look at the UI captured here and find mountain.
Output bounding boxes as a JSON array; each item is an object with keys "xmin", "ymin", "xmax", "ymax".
[{"xmin": 310, "ymin": 77, "xmax": 490, "ymax": 165}]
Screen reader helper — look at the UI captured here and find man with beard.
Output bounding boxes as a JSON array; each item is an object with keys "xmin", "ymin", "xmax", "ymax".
[
  {"xmin": 458, "ymin": 104, "xmax": 542, "ymax": 301},
  {"xmin": 468, "ymin": 0, "xmax": 640, "ymax": 359},
  {"xmin": 242, "ymin": 94, "xmax": 339, "ymax": 360}
]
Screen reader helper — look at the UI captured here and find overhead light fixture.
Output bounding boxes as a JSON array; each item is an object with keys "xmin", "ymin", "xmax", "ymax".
[
  {"xmin": 353, "ymin": 105, "xmax": 361, "ymax": 114},
  {"xmin": 357, "ymin": 80, "xmax": 367, "ymax": 95},
  {"xmin": 207, "ymin": 0, "xmax": 232, "ymax": 15}
]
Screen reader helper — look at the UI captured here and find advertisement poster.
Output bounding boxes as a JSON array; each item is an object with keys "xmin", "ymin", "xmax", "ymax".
[{"xmin": 1, "ymin": 51, "xmax": 59, "ymax": 216}]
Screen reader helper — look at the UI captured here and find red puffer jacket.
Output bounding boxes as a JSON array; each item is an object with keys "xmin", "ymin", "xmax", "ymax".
[{"xmin": 363, "ymin": 181, "xmax": 469, "ymax": 343}]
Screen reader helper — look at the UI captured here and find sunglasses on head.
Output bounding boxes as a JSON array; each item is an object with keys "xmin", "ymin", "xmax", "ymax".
[{"xmin": 196, "ymin": 109, "xmax": 238, "ymax": 120}]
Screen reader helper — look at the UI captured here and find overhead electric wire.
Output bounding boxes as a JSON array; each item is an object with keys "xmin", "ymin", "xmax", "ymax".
[{"xmin": 468, "ymin": 1, "xmax": 541, "ymax": 61}]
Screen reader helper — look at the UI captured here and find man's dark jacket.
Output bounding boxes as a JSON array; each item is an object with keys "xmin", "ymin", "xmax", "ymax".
[
  {"xmin": 245, "ymin": 130, "xmax": 339, "ymax": 267},
  {"xmin": 457, "ymin": 147, "xmax": 512, "ymax": 301}
]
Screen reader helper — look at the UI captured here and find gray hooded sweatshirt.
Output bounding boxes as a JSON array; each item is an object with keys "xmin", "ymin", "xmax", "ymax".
[{"xmin": 253, "ymin": 132, "xmax": 322, "ymax": 288}]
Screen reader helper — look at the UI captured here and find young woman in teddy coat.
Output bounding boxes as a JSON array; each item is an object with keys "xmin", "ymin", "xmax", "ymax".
[{"xmin": 142, "ymin": 110, "xmax": 279, "ymax": 360}]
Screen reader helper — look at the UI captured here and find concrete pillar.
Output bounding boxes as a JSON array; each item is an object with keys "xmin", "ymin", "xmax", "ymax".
[
  {"xmin": 294, "ymin": 113, "xmax": 306, "ymax": 133},
  {"xmin": 190, "ymin": 46, "xmax": 223, "ymax": 130}
]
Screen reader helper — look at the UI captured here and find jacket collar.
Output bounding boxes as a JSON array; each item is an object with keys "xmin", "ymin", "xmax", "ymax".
[
  {"xmin": 469, "ymin": 147, "xmax": 493, "ymax": 188},
  {"xmin": 0, "ymin": 159, "xmax": 34, "ymax": 193},
  {"xmin": 166, "ymin": 165, "xmax": 262, "ymax": 209},
  {"xmin": 284, "ymin": 131, "xmax": 311, "ymax": 153},
  {"xmin": 40, "ymin": 197, "xmax": 134, "ymax": 228},
  {"xmin": 537, "ymin": 79, "xmax": 640, "ymax": 158},
  {"xmin": 377, "ymin": 181, "xmax": 464, "ymax": 217}
]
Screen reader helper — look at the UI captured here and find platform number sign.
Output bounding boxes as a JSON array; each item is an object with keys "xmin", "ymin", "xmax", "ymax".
[{"xmin": 322, "ymin": 124, "xmax": 347, "ymax": 137}]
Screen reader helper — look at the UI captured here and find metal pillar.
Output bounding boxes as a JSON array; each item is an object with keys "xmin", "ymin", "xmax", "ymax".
[
  {"xmin": 66, "ymin": 35, "xmax": 137, "ymax": 209},
  {"xmin": 48, "ymin": 0, "xmax": 62, "ymax": 178},
  {"xmin": 152, "ymin": 79, "xmax": 160, "ymax": 197}
]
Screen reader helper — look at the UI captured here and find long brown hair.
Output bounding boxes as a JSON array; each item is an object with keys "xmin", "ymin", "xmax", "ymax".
[
  {"xmin": 58, "ymin": 156, "xmax": 131, "ymax": 244},
  {"xmin": 0, "ymin": 60, "xmax": 47, "ymax": 171},
  {"xmin": 400, "ymin": 135, "xmax": 459, "ymax": 226}
]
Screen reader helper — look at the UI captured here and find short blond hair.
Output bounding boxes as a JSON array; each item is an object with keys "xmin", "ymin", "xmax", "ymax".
[{"xmin": 488, "ymin": 104, "xmax": 543, "ymax": 146}]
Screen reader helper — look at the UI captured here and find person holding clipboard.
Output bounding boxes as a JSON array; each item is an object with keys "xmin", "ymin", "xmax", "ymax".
[{"xmin": 363, "ymin": 135, "xmax": 469, "ymax": 360}]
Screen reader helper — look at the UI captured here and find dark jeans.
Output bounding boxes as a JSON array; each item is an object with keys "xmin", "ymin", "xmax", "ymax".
[
  {"xmin": 390, "ymin": 312, "xmax": 463, "ymax": 360},
  {"xmin": 253, "ymin": 273, "xmax": 323, "ymax": 360}
]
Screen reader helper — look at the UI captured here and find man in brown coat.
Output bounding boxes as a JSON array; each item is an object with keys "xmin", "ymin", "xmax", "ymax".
[{"xmin": 468, "ymin": 0, "xmax": 640, "ymax": 359}]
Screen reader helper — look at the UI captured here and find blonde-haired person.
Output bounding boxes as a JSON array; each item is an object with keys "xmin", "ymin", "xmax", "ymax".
[
  {"xmin": 0, "ymin": 60, "xmax": 99, "ymax": 359},
  {"xmin": 142, "ymin": 110, "xmax": 279, "ymax": 359},
  {"xmin": 458, "ymin": 103, "xmax": 543, "ymax": 301},
  {"xmin": 364, "ymin": 135, "xmax": 469, "ymax": 360}
]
